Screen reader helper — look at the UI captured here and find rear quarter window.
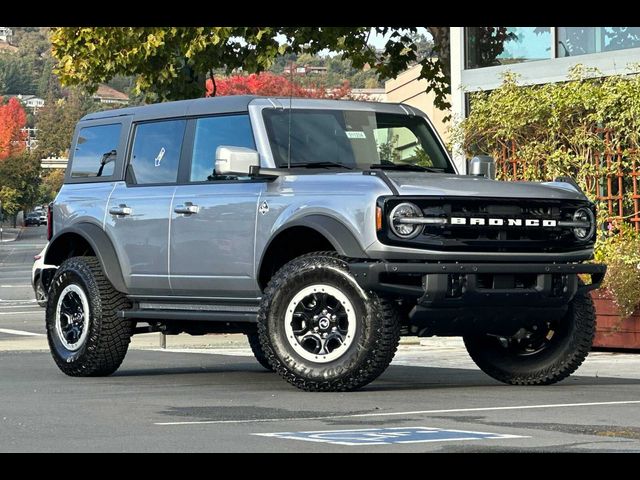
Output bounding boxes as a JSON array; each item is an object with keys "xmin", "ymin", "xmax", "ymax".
[{"xmin": 70, "ymin": 123, "xmax": 122, "ymax": 178}]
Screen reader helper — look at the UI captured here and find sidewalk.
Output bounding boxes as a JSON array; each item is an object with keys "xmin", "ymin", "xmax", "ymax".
[{"xmin": 0, "ymin": 226, "xmax": 23, "ymax": 243}]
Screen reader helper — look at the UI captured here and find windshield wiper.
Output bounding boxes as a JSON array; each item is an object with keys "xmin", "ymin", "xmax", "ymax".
[
  {"xmin": 288, "ymin": 161, "xmax": 353, "ymax": 170},
  {"xmin": 369, "ymin": 163, "xmax": 444, "ymax": 173}
]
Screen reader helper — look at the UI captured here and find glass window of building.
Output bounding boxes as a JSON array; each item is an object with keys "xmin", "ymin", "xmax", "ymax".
[
  {"xmin": 466, "ymin": 27, "xmax": 551, "ymax": 69},
  {"xmin": 557, "ymin": 27, "xmax": 640, "ymax": 57}
]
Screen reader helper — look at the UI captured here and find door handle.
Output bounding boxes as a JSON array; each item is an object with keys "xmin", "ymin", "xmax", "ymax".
[
  {"xmin": 174, "ymin": 202, "xmax": 199, "ymax": 215},
  {"xmin": 109, "ymin": 204, "xmax": 132, "ymax": 216}
]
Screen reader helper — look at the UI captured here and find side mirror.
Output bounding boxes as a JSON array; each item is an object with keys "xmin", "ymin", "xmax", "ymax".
[
  {"xmin": 468, "ymin": 155, "xmax": 496, "ymax": 180},
  {"xmin": 215, "ymin": 146, "xmax": 260, "ymax": 176}
]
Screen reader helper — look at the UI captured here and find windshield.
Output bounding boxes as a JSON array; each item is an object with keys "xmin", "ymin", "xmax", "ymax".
[{"xmin": 262, "ymin": 109, "xmax": 455, "ymax": 173}]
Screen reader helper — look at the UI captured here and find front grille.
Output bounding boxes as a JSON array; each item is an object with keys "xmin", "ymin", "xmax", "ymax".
[{"xmin": 379, "ymin": 197, "xmax": 595, "ymax": 253}]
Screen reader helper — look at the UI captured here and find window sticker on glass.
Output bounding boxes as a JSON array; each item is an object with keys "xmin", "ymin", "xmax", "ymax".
[
  {"xmin": 154, "ymin": 147, "xmax": 166, "ymax": 167},
  {"xmin": 345, "ymin": 131, "xmax": 366, "ymax": 139}
]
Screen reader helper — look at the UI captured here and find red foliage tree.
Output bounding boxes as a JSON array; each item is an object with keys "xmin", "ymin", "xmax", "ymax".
[
  {"xmin": 0, "ymin": 97, "xmax": 27, "ymax": 161},
  {"xmin": 206, "ymin": 72, "xmax": 351, "ymax": 100}
]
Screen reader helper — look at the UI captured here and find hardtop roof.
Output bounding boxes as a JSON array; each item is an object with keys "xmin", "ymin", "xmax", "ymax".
[{"xmin": 79, "ymin": 95, "xmax": 417, "ymax": 123}]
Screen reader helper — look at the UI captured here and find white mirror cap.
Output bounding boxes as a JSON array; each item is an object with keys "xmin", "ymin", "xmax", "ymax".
[{"xmin": 215, "ymin": 146, "xmax": 260, "ymax": 176}]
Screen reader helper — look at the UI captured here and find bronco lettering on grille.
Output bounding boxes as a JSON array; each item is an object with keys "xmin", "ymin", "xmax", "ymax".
[{"xmin": 450, "ymin": 217, "xmax": 558, "ymax": 227}]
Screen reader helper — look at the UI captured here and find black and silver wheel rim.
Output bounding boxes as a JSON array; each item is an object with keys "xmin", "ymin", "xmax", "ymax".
[
  {"xmin": 284, "ymin": 284, "xmax": 356, "ymax": 363},
  {"xmin": 493, "ymin": 322, "xmax": 561, "ymax": 357},
  {"xmin": 55, "ymin": 284, "xmax": 90, "ymax": 351}
]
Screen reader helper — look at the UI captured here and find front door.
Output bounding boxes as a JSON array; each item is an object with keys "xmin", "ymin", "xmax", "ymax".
[
  {"xmin": 105, "ymin": 119, "xmax": 187, "ymax": 296},
  {"xmin": 169, "ymin": 114, "xmax": 263, "ymax": 298}
]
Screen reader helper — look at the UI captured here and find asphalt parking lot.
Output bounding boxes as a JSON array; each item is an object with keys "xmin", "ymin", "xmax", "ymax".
[{"xmin": 2, "ymin": 226, "xmax": 640, "ymax": 452}]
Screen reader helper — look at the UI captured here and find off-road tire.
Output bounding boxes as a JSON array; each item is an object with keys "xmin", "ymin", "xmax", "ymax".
[
  {"xmin": 246, "ymin": 332, "xmax": 273, "ymax": 371},
  {"xmin": 46, "ymin": 256, "xmax": 132, "ymax": 377},
  {"xmin": 463, "ymin": 288, "xmax": 596, "ymax": 385},
  {"xmin": 258, "ymin": 252, "xmax": 400, "ymax": 392}
]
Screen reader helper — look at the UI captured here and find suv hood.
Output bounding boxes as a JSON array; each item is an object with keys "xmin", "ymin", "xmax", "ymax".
[{"xmin": 384, "ymin": 172, "xmax": 587, "ymax": 201}]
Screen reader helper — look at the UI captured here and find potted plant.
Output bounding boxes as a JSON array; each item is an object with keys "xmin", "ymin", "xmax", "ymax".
[{"xmin": 592, "ymin": 221, "xmax": 640, "ymax": 349}]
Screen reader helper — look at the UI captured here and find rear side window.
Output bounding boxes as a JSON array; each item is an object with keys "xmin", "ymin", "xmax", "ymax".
[
  {"xmin": 71, "ymin": 124, "xmax": 121, "ymax": 178},
  {"xmin": 129, "ymin": 120, "xmax": 186, "ymax": 185}
]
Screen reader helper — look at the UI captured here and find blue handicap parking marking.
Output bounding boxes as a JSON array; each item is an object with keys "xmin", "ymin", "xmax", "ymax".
[{"xmin": 255, "ymin": 426, "xmax": 527, "ymax": 446}]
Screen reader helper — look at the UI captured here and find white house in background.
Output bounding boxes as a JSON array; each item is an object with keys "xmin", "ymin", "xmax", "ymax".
[
  {"xmin": 92, "ymin": 84, "xmax": 129, "ymax": 105},
  {"xmin": 449, "ymin": 26, "xmax": 640, "ymax": 171},
  {"xmin": 15, "ymin": 94, "xmax": 45, "ymax": 111},
  {"xmin": 0, "ymin": 27, "xmax": 13, "ymax": 43},
  {"xmin": 41, "ymin": 157, "xmax": 68, "ymax": 170}
]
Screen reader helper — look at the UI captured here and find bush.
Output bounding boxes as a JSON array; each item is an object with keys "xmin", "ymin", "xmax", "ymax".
[{"xmin": 594, "ymin": 222, "xmax": 640, "ymax": 318}]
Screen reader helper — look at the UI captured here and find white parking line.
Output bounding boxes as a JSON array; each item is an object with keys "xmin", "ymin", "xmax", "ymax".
[
  {"xmin": 0, "ymin": 328, "xmax": 44, "ymax": 336},
  {"xmin": 155, "ymin": 400, "xmax": 640, "ymax": 426},
  {"xmin": 0, "ymin": 311, "xmax": 42, "ymax": 315},
  {"xmin": 0, "ymin": 285, "xmax": 32, "ymax": 288}
]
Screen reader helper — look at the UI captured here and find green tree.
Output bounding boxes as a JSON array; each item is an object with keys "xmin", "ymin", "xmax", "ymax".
[
  {"xmin": 39, "ymin": 168, "xmax": 65, "ymax": 203},
  {"xmin": 0, "ymin": 152, "xmax": 41, "ymax": 225},
  {"xmin": 35, "ymin": 88, "xmax": 95, "ymax": 158},
  {"xmin": 50, "ymin": 27, "xmax": 453, "ymax": 109},
  {"xmin": 0, "ymin": 186, "xmax": 20, "ymax": 224},
  {"xmin": 0, "ymin": 55, "xmax": 36, "ymax": 94}
]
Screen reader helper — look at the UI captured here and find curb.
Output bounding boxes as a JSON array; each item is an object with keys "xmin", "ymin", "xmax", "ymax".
[{"xmin": 0, "ymin": 226, "xmax": 24, "ymax": 243}]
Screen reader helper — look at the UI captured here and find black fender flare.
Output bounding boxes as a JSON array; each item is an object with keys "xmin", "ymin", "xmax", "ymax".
[
  {"xmin": 45, "ymin": 223, "xmax": 128, "ymax": 294},
  {"xmin": 260, "ymin": 214, "xmax": 368, "ymax": 266}
]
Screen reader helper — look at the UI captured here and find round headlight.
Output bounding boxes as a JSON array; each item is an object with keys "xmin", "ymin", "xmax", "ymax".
[
  {"xmin": 572, "ymin": 207, "xmax": 595, "ymax": 241},
  {"xmin": 390, "ymin": 202, "xmax": 423, "ymax": 239}
]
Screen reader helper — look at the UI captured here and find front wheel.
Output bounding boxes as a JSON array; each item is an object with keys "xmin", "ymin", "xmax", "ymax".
[
  {"xmin": 246, "ymin": 332, "xmax": 273, "ymax": 371},
  {"xmin": 463, "ymin": 288, "xmax": 596, "ymax": 385},
  {"xmin": 258, "ymin": 252, "xmax": 400, "ymax": 392}
]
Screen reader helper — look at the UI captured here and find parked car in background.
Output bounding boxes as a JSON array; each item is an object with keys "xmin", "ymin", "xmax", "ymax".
[
  {"xmin": 32, "ymin": 244, "xmax": 56, "ymax": 307},
  {"xmin": 39, "ymin": 212, "xmax": 47, "ymax": 225},
  {"xmin": 25, "ymin": 213, "xmax": 42, "ymax": 226}
]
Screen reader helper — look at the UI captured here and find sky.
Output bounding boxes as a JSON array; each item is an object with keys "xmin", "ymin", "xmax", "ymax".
[{"xmin": 368, "ymin": 27, "xmax": 429, "ymax": 49}]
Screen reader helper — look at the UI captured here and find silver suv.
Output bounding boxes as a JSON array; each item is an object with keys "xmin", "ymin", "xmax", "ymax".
[{"xmin": 41, "ymin": 96, "xmax": 606, "ymax": 391}]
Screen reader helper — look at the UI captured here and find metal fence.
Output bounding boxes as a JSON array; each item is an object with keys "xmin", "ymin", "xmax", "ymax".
[{"xmin": 497, "ymin": 133, "xmax": 640, "ymax": 232}]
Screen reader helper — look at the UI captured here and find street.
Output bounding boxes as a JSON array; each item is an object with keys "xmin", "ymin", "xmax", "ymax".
[{"xmin": 1, "ymin": 227, "xmax": 640, "ymax": 452}]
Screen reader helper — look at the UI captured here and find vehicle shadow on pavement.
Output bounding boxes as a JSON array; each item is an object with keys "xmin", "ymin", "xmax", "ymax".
[{"xmin": 111, "ymin": 357, "xmax": 640, "ymax": 391}]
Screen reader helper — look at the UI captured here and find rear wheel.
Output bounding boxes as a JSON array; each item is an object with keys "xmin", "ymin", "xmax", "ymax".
[
  {"xmin": 258, "ymin": 252, "xmax": 400, "ymax": 392},
  {"xmin": 463, "ymin": 288, "xmax": 596, "ymax": 385},
  {"xmin": 46, "ymin": 256, "xmax": 132, "ymax": 377}
]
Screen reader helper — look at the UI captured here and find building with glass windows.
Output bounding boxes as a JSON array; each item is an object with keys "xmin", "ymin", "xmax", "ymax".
[{"xmin": 449, "ymin": 27, "xmax": 640, "ymax": 170}]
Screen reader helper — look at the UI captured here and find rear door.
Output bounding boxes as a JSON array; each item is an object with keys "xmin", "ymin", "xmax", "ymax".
[
  {"xmin": 105, "ymin": 119, "xmax": 187, "ymax": 296},
  {"xmin": 169, "ymin": 114, "xmax": 265, "ymax": 298}
]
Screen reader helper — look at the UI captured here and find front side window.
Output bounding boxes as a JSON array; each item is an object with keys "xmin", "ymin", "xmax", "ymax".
[
  {"xmin": 128, "ymin": 120, "xmax": 186, "ymax": 185},
  {"xmin": 262, "ymin": 109, "xmax": 454, "ymax": 173},
  {"xmin": 71, "ymin": 123, "xmax": 121, "ymax": 178},
  {"xmin": 190, "ymin": 115, "xmax": 255, "ymax": 182}
]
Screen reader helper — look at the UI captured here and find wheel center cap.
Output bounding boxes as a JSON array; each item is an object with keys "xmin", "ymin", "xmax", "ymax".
[{"xmin": 318, "ymin": 317, "xmax": 330, "ymax": 329}]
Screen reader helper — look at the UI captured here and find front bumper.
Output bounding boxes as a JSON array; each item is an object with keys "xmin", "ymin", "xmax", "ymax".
[{"xmin": 350, "ymin": 261, "xmax": 606, "ymax": 308}]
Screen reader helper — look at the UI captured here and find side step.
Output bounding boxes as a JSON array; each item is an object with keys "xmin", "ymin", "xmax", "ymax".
[{"xmin": 118, "ymin": 310, "xmax": 257, "ymax": 323}]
